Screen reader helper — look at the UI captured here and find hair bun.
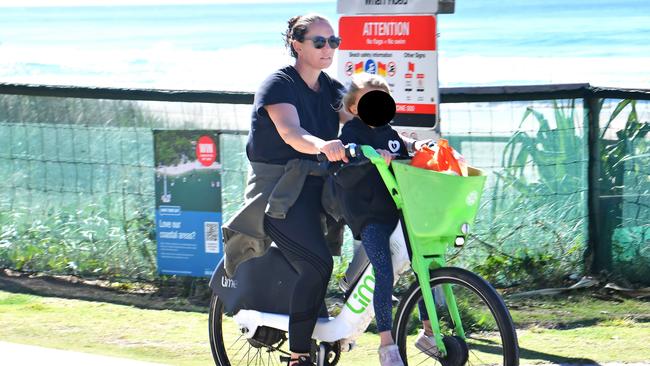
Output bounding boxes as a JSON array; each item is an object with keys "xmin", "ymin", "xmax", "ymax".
[
  {"xmin": 283, "ymin": 14, "xmax": 328, "ymax": 59},
  {"xmin": 287, "ymin": 15, "xmax": 301, "ymax": 35}
]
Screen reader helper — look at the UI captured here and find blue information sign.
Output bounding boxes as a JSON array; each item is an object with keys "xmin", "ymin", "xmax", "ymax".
[{"xmin": 153, "ymin": 130, "xmax": 223, "ymax": 277}]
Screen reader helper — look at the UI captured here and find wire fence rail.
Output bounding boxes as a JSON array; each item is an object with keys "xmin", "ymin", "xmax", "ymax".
[{"xmin": 0, "ymin": 82, "xmax": 648, "ymax": 286}]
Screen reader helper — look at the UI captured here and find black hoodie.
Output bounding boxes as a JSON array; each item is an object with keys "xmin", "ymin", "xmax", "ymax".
[{"xmin": 330, "ymin": 117, "xmax": 408, "ymax": 238}]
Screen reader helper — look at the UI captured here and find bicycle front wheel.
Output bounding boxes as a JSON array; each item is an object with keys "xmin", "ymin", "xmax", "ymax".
[{"xmin": 394, "ymin": 267, "xmax": 519, "ymax": 366}]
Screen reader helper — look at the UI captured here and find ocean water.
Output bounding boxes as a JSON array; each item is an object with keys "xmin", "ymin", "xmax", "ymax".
[{"xmin": 0, "ymin": 0, "xmax": 649, "ymax": 91}]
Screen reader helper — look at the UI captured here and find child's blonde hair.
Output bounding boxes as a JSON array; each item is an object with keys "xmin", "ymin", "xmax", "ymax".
[{"xmin": 343, "ymin": 72, "xmax": 390, "ymax": 114}]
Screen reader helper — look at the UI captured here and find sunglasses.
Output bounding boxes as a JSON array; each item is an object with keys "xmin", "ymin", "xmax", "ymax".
[{"xmin": 303, "ymin": 35, "xmax": 341, "ymax": 49}]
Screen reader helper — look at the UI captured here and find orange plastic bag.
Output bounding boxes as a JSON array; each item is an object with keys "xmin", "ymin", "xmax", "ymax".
[
  {"xmin": 410, "ymin": 139, "xmax": 467, "ymax": 176},
  {"xmin": 410, "ymin": 145, "xmax": 437, "ymax": 170}
]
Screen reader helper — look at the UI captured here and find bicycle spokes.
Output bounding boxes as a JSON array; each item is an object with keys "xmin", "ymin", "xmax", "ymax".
[{"xmin": 395, "ymin": 268, "xmax": 519, "ymax": 366}]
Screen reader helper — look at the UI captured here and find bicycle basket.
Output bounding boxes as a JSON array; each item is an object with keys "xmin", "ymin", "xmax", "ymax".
[{"xmin": 391, "ymin": 160, "xmax": 486, "ymax": 240}]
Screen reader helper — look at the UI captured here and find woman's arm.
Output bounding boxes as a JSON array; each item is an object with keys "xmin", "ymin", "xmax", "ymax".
[{"xmin": 266, "ymin": 103, "xmax": 348, "ymax": 162}]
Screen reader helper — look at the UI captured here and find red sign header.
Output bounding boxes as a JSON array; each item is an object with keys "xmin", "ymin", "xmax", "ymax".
[
  {"xmin": 339, "ymin": 15, "xmax": 436, "ymax": 51},
  {"xmin": 196, "ymin": 135, "xmax": 217, "ymax": 167}
]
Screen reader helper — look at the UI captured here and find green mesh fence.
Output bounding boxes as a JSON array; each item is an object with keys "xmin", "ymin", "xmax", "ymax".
[
  {"xmin": 0, "ymin": 90, "xmax": 648, "ymax": 286},
  {"xmin": 599, "ymin": 99, "xmax": 650, "ymax": 283},
  {"xmin": 442, "ymin": 100, "xmax": 588, "ymax": 286},
  {"xmin": 0, "ymin": 95, "xmax": 248, "ymax": 280}
]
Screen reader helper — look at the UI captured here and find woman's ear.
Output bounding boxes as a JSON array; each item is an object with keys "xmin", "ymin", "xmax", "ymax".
[
  {"xmin": 292, "ymin": 39, "xmax": 302, "ymax": 54},
  {"xmin": 349, "ymin": 104, "xmax": 358, "ymax": 115}
]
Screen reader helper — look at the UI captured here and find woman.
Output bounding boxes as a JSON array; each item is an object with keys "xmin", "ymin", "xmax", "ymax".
[{"xmin": 223, "ymin": 13, "xmax": 349, "ymax": 366}]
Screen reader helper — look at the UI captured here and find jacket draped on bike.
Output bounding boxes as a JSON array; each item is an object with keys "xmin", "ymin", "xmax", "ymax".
[{"xmin": 221, "ymin": 158, "xmax": 344, "ymax": 277}]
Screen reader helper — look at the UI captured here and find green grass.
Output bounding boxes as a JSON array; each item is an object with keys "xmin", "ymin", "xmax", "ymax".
[
  {"xmin": 509, "ymin": 294, "xmax": 650, "ymax": 363},
  {"xmin": 0, "ymin": 290, "xmax": 649, "ymax": 365},
  {"xmin": 0, "ymin": 291, "xmax": 211, "ymax": 366},
  {"xmin": 508, "ymin": 295, "xmax": 650, "ymax": 327}
]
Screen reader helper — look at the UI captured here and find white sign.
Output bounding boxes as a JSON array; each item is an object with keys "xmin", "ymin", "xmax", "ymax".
[
  {"xmin": 337, "ymin": 0, "xmax": 438, "ymax": 15},
  {"xmin": 393, "ymin": 126, "xmax": 440, "ymax": 141},
  {"xmin": 338, "ymin": 15, "xmax": 439, "ymax": 121}
]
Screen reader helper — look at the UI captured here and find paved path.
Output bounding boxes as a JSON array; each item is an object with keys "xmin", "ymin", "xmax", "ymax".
[
  {"xmin": 0, "ymin": 341, "xmax": 168, "ymax": 366},
  {"xmin": 2, "ymin": 340, "xmax": 648, "ymax": 366}
]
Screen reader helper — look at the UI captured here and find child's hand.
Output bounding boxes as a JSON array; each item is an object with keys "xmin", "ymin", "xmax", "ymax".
[{"xmin": 376, "ymin": 149, "xmax": 395, "ymax": 165}]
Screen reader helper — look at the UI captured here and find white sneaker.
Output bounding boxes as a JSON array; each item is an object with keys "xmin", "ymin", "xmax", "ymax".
[
  {"xmin": 414, "ymin": 330, "xmax": 440, "ymax": 357},
  {"xmin": 378, "ymin": 344, "xmax": 405, "ymax": 366}
]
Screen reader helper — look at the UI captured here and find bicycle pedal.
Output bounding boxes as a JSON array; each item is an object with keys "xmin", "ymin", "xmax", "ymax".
[{"xmin": 279, "ymin": 356, "xmax": 291, "ymax": 363}]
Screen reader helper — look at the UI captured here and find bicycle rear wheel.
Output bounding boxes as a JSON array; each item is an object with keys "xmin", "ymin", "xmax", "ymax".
[
  {"xmin": 209, "ymin": 294, "xmax": 292, "ymax": 366},
  {"xmin": 394, "ymin": 267, "xmax": 519, "ymax": 366}
]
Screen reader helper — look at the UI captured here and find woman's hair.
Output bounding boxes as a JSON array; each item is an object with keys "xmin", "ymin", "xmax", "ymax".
[
  {"xmin": 283, "ymin": 13, "xmax": 329, "ymax": 58},
  {"xmin": 342, "ymin": 72, "xmax": 391, "ymax": 114}
]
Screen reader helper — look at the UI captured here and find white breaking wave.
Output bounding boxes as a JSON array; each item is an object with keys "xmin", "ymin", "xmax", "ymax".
[
  {"xmin": 437, "ymin": 53, "xmax": 650, "ymax": 90},
  {"xmin": 1, "ymin": 42, "xmax": 649, "ymax": 91}
]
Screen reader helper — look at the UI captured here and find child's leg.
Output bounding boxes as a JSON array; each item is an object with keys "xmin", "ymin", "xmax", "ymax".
[
  {"xmin": 360, "ymin": 222, "xmax": 395, "ymax": 345},
  {"xmin": 417, "ymin": 300, "xmax": 434, "ymax": 335},
  {"xmin": 414, "ymin": 300, "xmax": 440, "ymax": 357}
]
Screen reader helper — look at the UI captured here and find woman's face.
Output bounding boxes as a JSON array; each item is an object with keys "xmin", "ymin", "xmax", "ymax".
[{"xmin": 294, "ymin": 20, "xmax": 337, "ymax": 70}]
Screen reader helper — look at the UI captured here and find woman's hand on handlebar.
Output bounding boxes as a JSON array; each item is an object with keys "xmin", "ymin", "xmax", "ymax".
[
  {"xmin": 318, "ymin": 140, "xmax": 349, "ymax": 163},
  {"xmin": 376, "ymin": 149, "xmax": 396, "ymax": 165}
]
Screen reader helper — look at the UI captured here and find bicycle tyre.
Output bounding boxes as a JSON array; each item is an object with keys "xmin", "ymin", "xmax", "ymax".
[
  {"xmin": 393, "ymin": 267, "xmax": 519, "ymax": 366},
  {"xmin": 209, "ymin": 294, "xmax": 292, "ymax": 366}
]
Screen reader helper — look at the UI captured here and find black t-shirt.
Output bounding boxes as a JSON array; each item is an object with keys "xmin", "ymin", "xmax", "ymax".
[
  {"xmin": 333, "ymin": 117, "xmax": 408, "ymax": 237},
  {"xmin": 246, "ymin": 66, "xmax": 344, "ymax": 164}
]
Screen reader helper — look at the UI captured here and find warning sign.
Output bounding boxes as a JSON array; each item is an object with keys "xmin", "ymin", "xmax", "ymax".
[
  {"xmin": 196, "ymin": 135, "xmax": 217, "ymax": 167},
  {"xmin": 338, "ymin": 15, "xmax": 438, "ymax": 126}
]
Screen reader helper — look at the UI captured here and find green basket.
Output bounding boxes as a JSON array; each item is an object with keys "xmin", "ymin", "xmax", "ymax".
[{"xmin": 391, "ymin": 160, "xmax": 487, "ymax": 240}]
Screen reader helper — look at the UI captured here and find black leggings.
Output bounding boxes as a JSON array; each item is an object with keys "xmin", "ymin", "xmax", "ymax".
[{"xmin": 263, "ymin": 176, "xmax": 333, "ymax": 354}]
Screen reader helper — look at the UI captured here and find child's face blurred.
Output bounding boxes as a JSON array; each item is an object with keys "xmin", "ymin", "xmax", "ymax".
[
  {"xmin": 354, "ymin": 88, "xmax": 396, "ymax": 128},
  {"xmin": 350, "ymin": 86, "xmax": 386, "ymax": 116}
]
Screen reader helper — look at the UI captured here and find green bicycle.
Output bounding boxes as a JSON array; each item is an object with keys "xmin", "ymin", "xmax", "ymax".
[{"xmin": 208, "ymin": 144, "xmax": 520, "ymax": 366}]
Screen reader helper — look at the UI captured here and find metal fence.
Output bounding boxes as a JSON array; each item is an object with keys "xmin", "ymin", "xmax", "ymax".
[{"xmin": 0, "ymin": 82, "xmax": 648, "ymax": 285}]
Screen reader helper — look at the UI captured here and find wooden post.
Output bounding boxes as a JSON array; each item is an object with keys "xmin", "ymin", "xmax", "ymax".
[{"xmin": 585, "ymin": 93, "xmax": 611, "ymax": 274}]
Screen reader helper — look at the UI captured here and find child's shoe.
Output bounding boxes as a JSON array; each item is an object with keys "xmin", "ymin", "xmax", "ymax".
[
  {"xmin": 378, "ymin": 344, "xmax": 405, "ymax": 366},
  {"xmin": 414, "ymin": 330, "xmax": 440, "ymax": 357}
]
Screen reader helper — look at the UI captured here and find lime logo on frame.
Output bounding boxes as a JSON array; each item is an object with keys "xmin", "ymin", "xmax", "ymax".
[
  {"xmin": 221, "ymin": 276, "xmax": 238, "ymax": 289},
  {"xmin": 345, "ymin": 271, "xmax": 376, "ymax": 314}
]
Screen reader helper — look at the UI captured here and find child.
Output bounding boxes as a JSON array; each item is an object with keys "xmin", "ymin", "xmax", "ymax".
[
  {"xmin": 333, "ymin": 73, "xmax": 441, "ymax": 365},
  {"xmin": 334, "ymin": 72, "xmax": 407, "ymax": 366}
]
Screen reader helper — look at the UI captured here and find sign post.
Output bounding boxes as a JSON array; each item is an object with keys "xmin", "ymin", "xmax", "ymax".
[{"xmin": 153, "ymin": 130, "xmax": 223, "ymax": 277}]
